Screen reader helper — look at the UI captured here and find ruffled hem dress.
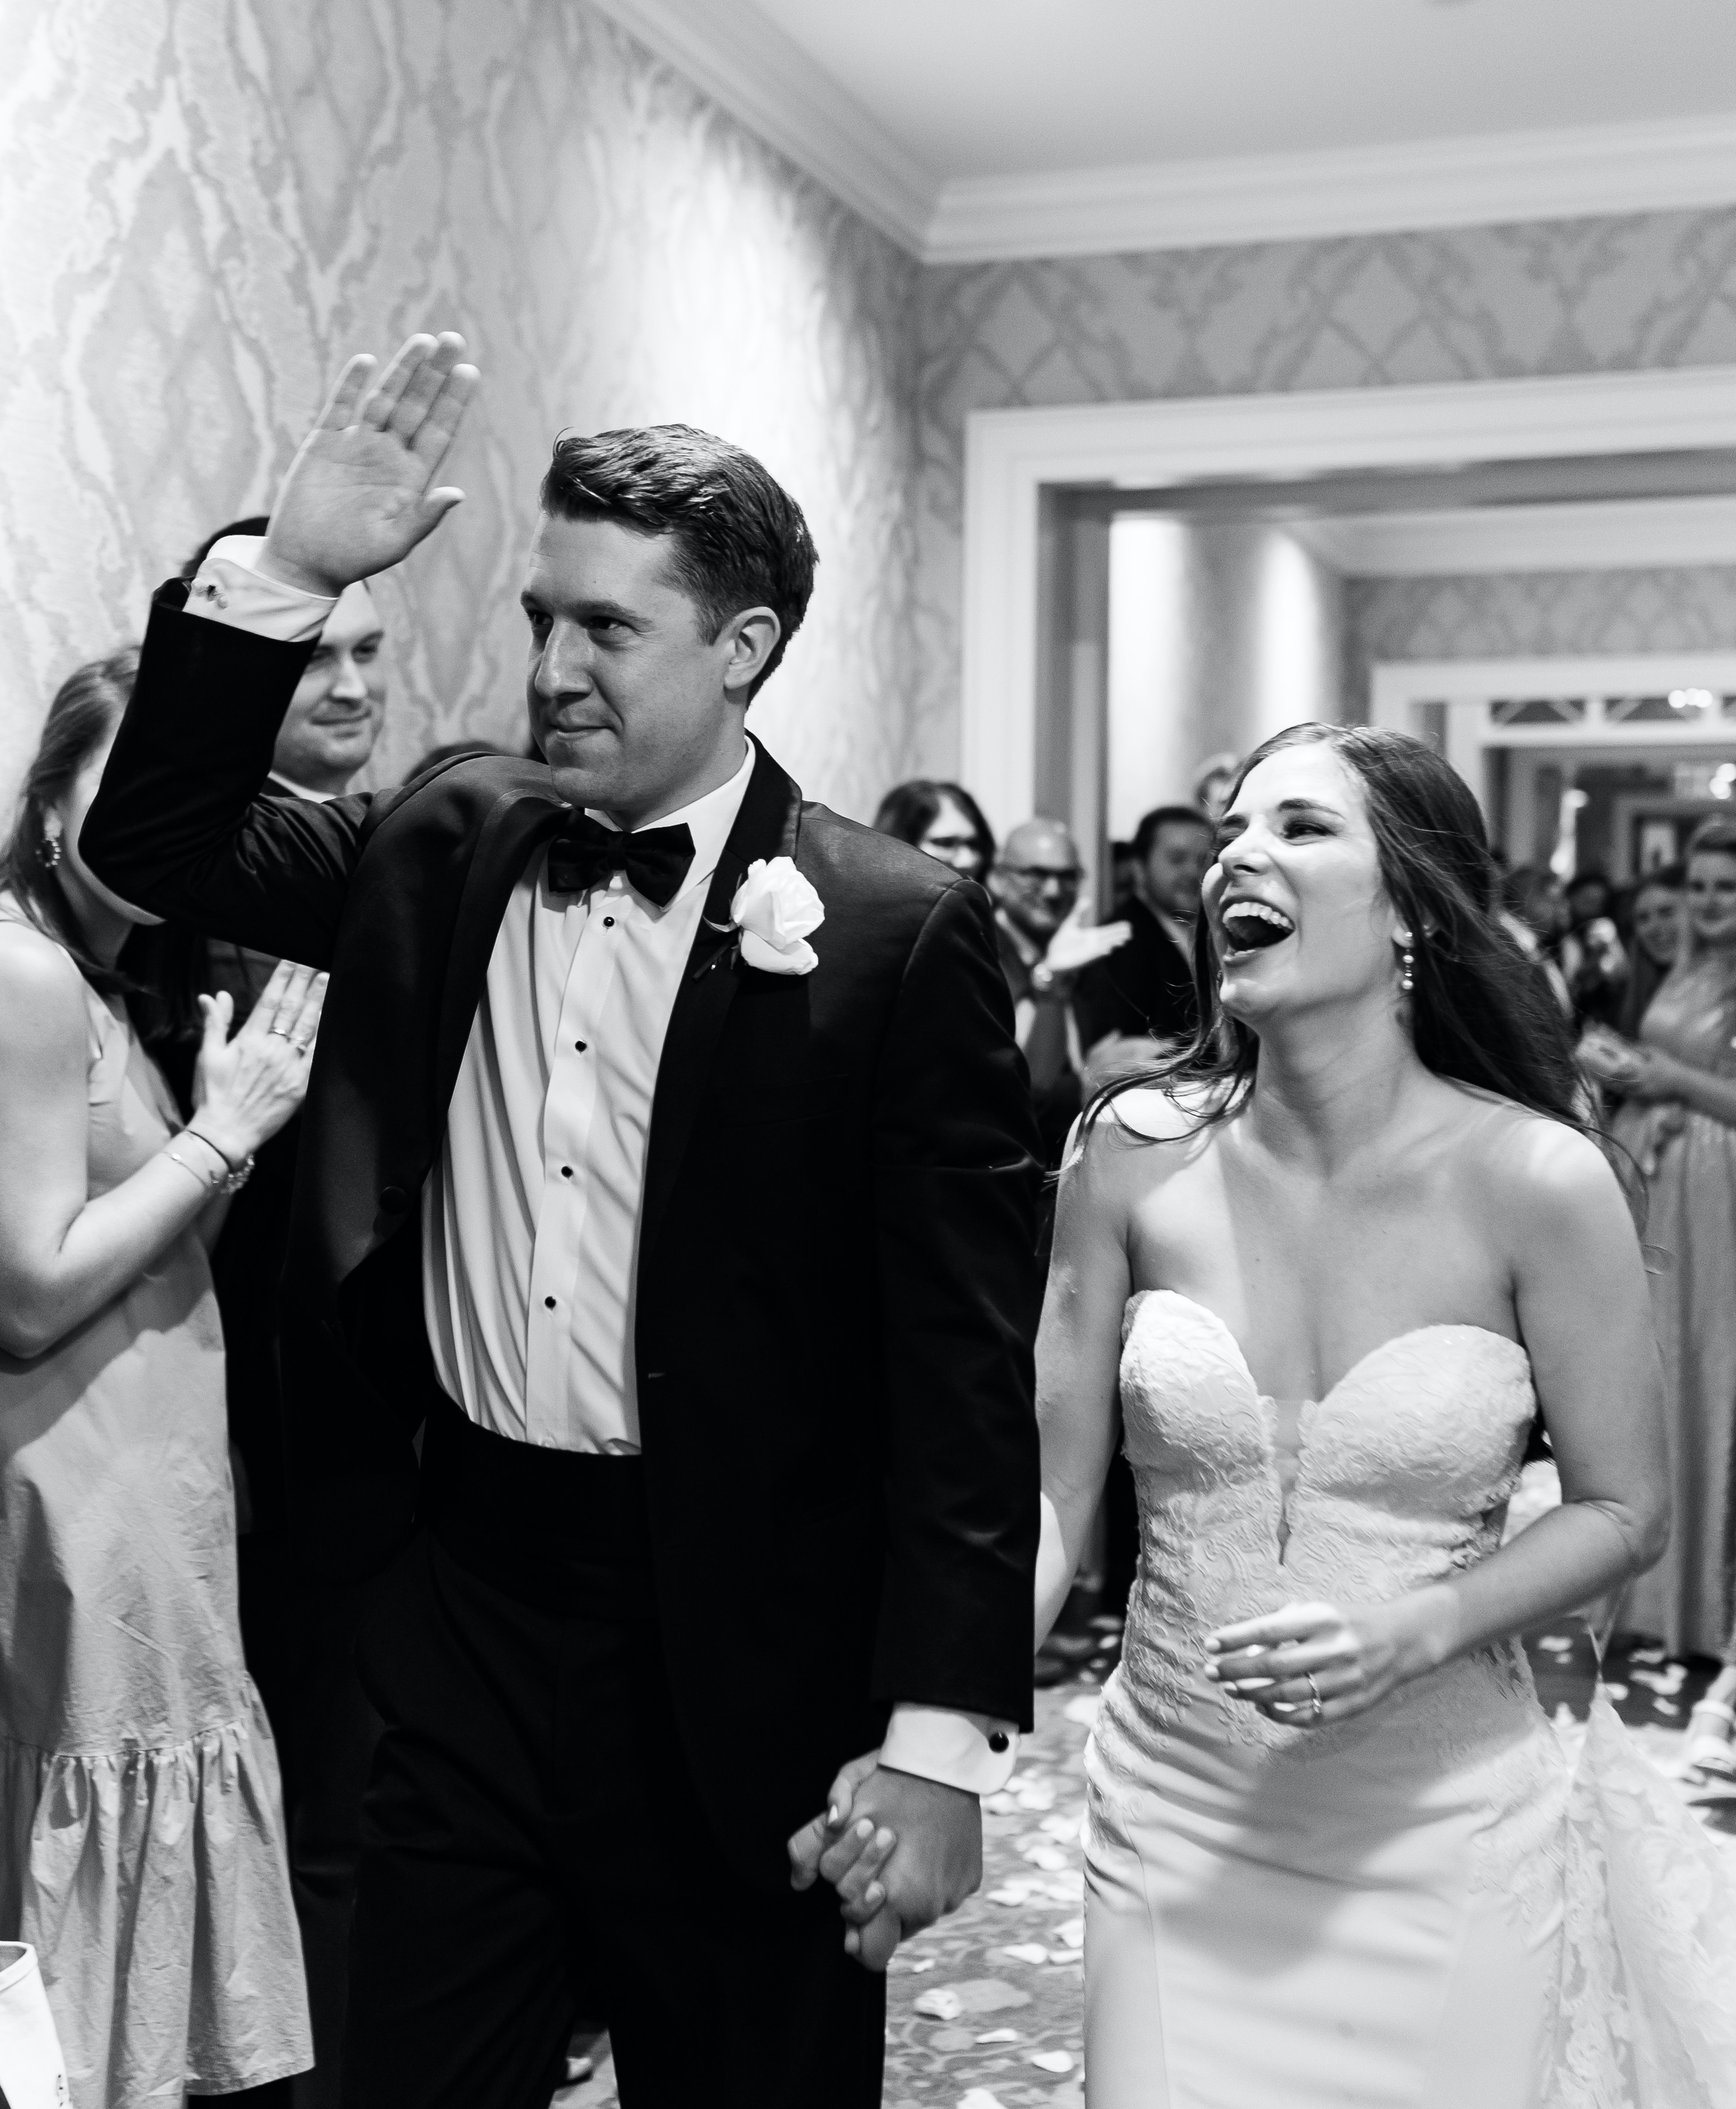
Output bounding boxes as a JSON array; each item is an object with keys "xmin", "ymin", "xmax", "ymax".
[{"xmin": 0, "ymin": 920, "xmax": 310, "ymax": 2107}]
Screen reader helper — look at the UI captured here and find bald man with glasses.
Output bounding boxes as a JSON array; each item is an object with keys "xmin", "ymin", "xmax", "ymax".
[{"xmin": 988, "ymin": 818, "xmax": 1129, "ymax": 1166}]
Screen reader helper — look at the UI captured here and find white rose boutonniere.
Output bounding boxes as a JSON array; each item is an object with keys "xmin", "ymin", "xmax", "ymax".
[{"xmin": 728, "ymin": 856, "xmax": 823, "ymax": 975}]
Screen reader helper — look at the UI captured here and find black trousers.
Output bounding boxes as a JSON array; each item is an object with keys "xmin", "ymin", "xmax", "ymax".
[
  {"xmin": 237, "ymin": 1534, "xmax": 382, "ymax": 2109},
  {"xmin": 341, "ymin": 1402, "xmax": 886, "ymax": 2109}
]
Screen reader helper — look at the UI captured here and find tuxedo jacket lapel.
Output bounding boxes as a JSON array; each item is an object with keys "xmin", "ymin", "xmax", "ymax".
[
  {"xmin": 432, "ymin": 788, "xmax": 567, "ymax": 1119},
  {"xmin": 639, "ymin": 746, "xmax": 801, "ymax": 1273}
]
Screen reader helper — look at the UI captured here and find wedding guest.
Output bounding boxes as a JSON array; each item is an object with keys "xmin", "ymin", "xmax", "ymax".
[
  {"xmin": 1499, "ymin": 865, "xmax": 1572, "ymax": 1016},
  {"xmin": 1616, "ymin": 861, "xmax": 1685, "ymax": 1040},
  {"xmin": 987, "ymin": 818, "xmax": 1129, "ymax": 1166},
  {"xmin": 174, "ymin": 517, "xmax": 393, "ymax": 2109},
  {"xmin": 0, "ymin": 650, "xmax": 318, "ymax": 2106},
  {"xmin": 1629, "ymin": 859, "xmax": 1734, "ymax": 1797},
  {"xmin": 1592, "ymin": 818, "xmax": 1736, "ymax": 1662},
  {"xmin": 181, "ymin": 518, "xmax": 389, "ymax": 801},
  {"xmin": 872, "ymin": 778, "xmax": 994, "ymax": 882},
  {"xmin": 1106, "ymin": 838, "xmax": 1140, "ymax": 918},
  {"xmin": 1074, "ymin": 805, "xmax": 1212, "ymax": 1084},
  {"xmin": 1561, "ymin": 868, "xmax": 1627, "ymax": 1029}
]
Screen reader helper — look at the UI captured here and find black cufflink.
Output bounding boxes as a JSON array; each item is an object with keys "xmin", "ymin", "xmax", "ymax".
[{"xmin": 988, "ymin": 1730, "xmax": 1009, "ymax": 1753}]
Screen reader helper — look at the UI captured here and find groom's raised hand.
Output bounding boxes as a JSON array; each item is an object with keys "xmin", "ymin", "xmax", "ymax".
[{"xmin": 258, "ymin": 331, "xmax": 479, "ymax": 600}]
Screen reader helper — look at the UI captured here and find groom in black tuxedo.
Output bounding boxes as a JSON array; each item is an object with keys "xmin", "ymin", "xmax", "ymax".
[{"xmin": 83, "ymin": 334, "xmax": 1041, "ymax": 2108}]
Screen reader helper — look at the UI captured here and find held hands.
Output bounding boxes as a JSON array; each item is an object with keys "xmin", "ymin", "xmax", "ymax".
[
  {"xmin": 260, "ymin": 332, "xmax": 480, "ymax": 599},
  {"xmin": 787, "ymin": 1753, "xmax": 982, "ymax": 1973},
  {"xmin": 191, "ymin": 960, "xmax": 329, "ymax": 1165},
  {"xmin": 1205, "ymin": 1597, "xmax": 1432, "ymax": 1727}
]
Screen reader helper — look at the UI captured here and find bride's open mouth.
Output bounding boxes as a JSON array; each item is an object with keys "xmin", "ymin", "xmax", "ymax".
[{"xmin": 1219, "ymin": 902, "xmax": 1295, "ymax": 961}]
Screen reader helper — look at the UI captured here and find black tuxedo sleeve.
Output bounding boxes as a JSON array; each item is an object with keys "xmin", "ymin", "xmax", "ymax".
[
  {"xmin": 869, "ymin": 879, "xmax": 1043, "ymax": 1731},
  {"xmin": 81, "ymin": 584, "xmax": 371, "ymax": 968}
]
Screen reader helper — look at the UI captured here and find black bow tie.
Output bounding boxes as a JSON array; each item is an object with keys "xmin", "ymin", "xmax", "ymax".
[{"xmin": 545, "ymin": 811, "xmax": 696, "ymax": 908}]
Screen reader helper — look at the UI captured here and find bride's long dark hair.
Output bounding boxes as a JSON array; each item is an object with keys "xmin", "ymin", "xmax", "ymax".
[{"xmin": 1091, "ymin": 722, "xmax": 1588, "ymax": 1133}]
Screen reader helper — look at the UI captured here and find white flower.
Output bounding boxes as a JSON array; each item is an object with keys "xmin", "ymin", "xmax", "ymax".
[{"xmin": 730, "ymin": 856, "xmax": 822, "ymax": 975}]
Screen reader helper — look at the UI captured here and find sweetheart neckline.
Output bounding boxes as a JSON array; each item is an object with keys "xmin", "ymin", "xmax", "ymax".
[
  {"xmin": 1127, "ymin": 1288, "xmax": 1529, "ymax": 1412},
  {"xmin": 1125, "ymin": 1291, "xmax": 1532, "ymax": 1570}
]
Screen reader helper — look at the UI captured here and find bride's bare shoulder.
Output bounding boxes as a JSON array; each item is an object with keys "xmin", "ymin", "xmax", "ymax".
[
  {"xmin": 1068, "ymin": 1080, "xmax": 1228, "ymax": 1180},
  {"xmin": 1452, "ymin": 1090, "xmax": 1628, "ymax": 1222}
]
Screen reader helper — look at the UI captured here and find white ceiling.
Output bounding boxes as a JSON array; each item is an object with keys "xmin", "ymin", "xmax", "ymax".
[
  {"xmin": 746, "ymin": 0, "xmax": 1736, "ymax": 181},
  {"xmin": 592, "ymin": 0, "xmax": 1736, "ymax": 257}
]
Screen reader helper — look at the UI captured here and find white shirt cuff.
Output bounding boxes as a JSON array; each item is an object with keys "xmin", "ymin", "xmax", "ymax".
[
  {"xmin": 183, "ymin": 534, "xmax": 335, "ymax": 643},
  {"xmin": 880, "ymin": 1703, "xmax": 1019, "ymax": 1796}
]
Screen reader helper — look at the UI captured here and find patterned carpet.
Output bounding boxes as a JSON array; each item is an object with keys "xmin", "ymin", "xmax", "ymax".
[{"xmin": 557, "ymin": 1610, "xmax": 1734, "ymax": 2109}]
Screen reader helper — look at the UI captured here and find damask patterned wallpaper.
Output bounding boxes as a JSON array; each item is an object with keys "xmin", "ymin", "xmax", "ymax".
[
  {"xmin": 1345, "ymin": 566, "xmax": 1736, "ymax": 712},
  {"xmin": 6, "ymin": 4, "xmax": 1736, "ymax": 819},
  {"xmin": 0, "ymin": 0, "xmax": 918, "ymax": 817},
  {"xmin": 915, "ymin": 210, "xmax": 1736, "ymax": 776}
]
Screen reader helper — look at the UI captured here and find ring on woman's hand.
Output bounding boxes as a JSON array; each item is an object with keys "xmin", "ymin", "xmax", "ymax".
[
  {"xmin": 292, "ymin": 1039, "xmax": 311, "ymax": 1054},
  {"xmin": 1305, "ymin": 1673, "xmax": 1323, "ymax": 1722},
  {"xmin": 267, "ymin": 1026, "xmax": 291, "ymax": 1039}
]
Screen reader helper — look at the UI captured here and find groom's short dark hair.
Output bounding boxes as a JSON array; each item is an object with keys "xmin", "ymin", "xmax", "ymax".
[{"xmin": 540, "ymin": 424, "xmax": 818, "ymax": 698}]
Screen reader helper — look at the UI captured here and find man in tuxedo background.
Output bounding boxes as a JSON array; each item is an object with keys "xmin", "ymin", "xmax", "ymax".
[
  {"xmin": 84, "ymin": 334, "xmax": 1041, "ymax": 2109},
  {"xmin": 1075, "ymin": 801, "xmax": 1213, "ymax": 1087}
]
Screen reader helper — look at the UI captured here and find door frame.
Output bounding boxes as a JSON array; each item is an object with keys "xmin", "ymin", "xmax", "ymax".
[{"xmin": 961, "ymin": 365, "xmax": 1736, "ymax": 838}]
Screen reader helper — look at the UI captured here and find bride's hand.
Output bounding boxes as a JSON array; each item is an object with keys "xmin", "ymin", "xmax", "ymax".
[
  {"xmin": 787, "ymin": 1748, "xmax": 899, "ymax": 1923},
  {"xmin": 1205, "ymin": 1599, "xmax": 1416, "ymax": 1725}
]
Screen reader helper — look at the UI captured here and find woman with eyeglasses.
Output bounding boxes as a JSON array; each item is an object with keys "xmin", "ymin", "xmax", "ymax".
[{"xmin": 871, "ymin": 779, "xmax": 995, "ymax": 884}]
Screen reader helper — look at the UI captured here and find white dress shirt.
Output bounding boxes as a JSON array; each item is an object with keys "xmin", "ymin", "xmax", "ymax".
[
  {"xmin": 186, "ymin": 543, "xmax": 1019, "ymax": 1794},
  {"xmin": 425, "ymin": 748, "xmax": 752, "ymax": 1455}
]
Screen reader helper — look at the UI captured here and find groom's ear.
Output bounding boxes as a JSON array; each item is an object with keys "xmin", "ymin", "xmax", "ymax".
[{"xmin": 719, "ymin": 605, "xmax": 781, "ymax": 699}]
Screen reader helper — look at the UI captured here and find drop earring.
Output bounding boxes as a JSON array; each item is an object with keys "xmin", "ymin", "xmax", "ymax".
[
  {"xmin": 40, "ymin": 832, "xmax": 62, "ymax": 870},
  {"xmin": 1397, "ymin": 931, "xmax": 1415, "ymax": 993}
]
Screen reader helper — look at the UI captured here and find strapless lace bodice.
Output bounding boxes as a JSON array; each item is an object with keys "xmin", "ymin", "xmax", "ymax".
[
  {"xmin": 1085, "ymin": 1291, "xmax": 1736, "ymax": 2109},
  {"xmin": 1102, "ymin": 1290, "xmax": 1542, "ymax": 1768}
]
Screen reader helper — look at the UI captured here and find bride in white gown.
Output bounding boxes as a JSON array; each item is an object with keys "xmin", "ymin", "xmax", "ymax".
[{"xmin": 1028, "ymin": 726, "xmax": 1735, "ymax": 2108}]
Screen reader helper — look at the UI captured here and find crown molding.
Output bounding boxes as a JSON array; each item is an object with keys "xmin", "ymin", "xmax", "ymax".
[
  {"xmin": 927, "ymin": 114, "xmax": 1736, "ymax": 264},
  {"xmin": 589, "ymin": 5, "xmax": 1736, "ymax": 263},
  {"xmin": 1289, "ymin": 495, "xmax": 1736, "ymax": 578},
  {"xmin": 586, "ymin": 0, "xmax": 936, "ymax": 252}
]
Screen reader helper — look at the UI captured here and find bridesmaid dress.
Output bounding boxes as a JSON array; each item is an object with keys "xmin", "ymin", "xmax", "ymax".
[
  {"xmin": 1611, "ymin": 950, "xmax": 1736, "ymax": 1662},
  {"xmin": 0, "ymin": 929, "xmax": 310, "ymax": 2106}
]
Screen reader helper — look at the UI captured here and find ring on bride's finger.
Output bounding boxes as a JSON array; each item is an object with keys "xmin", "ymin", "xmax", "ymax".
[
  {"xmin": 267, "ymin": 1026, "xmax": 291, "ymax": 1038},
  {"xmin": 1306, "ymin": 1673, "xmax": 1323, "ymax": 1722}
]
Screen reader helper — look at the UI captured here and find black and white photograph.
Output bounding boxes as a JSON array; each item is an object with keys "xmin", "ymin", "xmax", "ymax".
[{"xmin": 1, "ymin": 4, "xmax": 1735, "ymax": 2105}]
